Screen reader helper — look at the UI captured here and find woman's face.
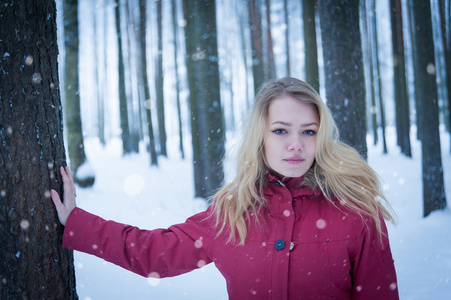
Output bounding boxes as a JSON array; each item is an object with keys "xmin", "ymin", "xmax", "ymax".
[{"xmin": 263, "ymin": 96, "xmax": 319, "ymax": 178}]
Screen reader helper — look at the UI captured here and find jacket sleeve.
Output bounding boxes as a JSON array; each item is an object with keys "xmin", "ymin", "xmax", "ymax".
[
  {"xmin": 62, "ymin": 207, "xmax": 214, "ymax": 278},
  {"xmin": 351, "ymin": 215, "xmax": 399, "ymax": 300}
]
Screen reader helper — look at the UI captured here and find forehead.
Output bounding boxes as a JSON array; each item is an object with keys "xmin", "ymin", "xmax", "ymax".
[{"xmin": 266, "ymin": 96, "xmax": 319, "ymax": 121}]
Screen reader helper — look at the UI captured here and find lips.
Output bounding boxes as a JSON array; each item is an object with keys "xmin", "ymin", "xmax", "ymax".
[{"xmin": 284, "ymin": 156, "xmax": 305, "ymax": 165}]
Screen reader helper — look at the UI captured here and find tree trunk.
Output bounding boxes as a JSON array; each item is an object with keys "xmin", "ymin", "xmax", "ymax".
[
  {"xmin": 438, "ymin": 0, "xmax": 451, "ymax": 152},
  {"xmin": 139, "ymin": 0, "xmax": 158, "ymax": 166},
  {"xmin": 64, "ymin": 0, "xmax": 94, "ymax": 186},
  {"xmin": 283, "ymin": 0, "xmax": 291, "ymax": 76},
  {"xmin": 172, "ymin": 0, "xmax": 185, "ymax": 159},
  {"xmin": 183, "ymin": 0, "xmax": 225, "ymax": 199},
  {"xmin": 265, "ymin": 0, "xmax": 276, "ymax": 79},
  {"xmin": 0, "ymin": 1, "xmax": 77, "ymax": 298},
  {"xmin": 302, "ymin": 0, "xmax": 320, "ymax": 92},
  {"xmin": 390, "ymin": 0, "xmax": 412, "ymax": 157},
  {"xmin": 410, "ymin": 0, "xmax": 447, "ymax": 217},
  {"xmin": 372, "ymin": 0, "xmax": 388, "ymax": 154},
  {"xmin": 362, "ymin": 0, "xmax": 378, "ymax": 146},
  {"xmin": 319, "ymin": 0, "xmax": 367, "ymax": 158},
  {"xmin": 156, "ymin": 0, "xmax": 167, "ymax": 157},
  {"xmin": 115, "ymin": 1, "xmax": 132, "ymax": 155},
  {"xmin": 249, "ymin": 0, "xmax": 265, "ymax": 93}
]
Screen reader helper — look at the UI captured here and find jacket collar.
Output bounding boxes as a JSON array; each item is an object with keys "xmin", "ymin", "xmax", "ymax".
[{"xmin": 264, "ymin": 173, "xmax": 323, "ymax": 215}]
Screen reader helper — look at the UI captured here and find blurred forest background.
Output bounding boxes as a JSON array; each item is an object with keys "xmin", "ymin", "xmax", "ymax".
[
  {"xmin": 0, "ymin": 0, "xmax": 450, "ymax": 298},
  {"xmin": 59, "ymin": 0, "xmax": 449, "ymax": 215}
]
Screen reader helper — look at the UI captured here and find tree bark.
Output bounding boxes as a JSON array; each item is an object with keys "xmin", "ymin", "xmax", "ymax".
[
  {"xmin": 390, "ymin": 0, "xmax": 412, "ymax": 157},
  {"xmin": 410, "ymin": 0, "xmax": 447, "ymax": 216},
  {"xmin": 319, "ymin": 0, "xmax": 367, "ymax": 158},
  {"xmin": 302, "ymin": 0, "xmax": 320, "ymax": 92},
  {"xmin": 183, "ymin": 0, "xmax": 225, "ymax": 199},
  {"xmin": 0, "ymin": 1, "xmax": 77, "ymax": 298}
]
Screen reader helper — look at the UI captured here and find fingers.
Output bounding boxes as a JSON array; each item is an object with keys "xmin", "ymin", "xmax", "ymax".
[{"xmin": 50, "ymin": 166, "xmax": 77, "ymax": 226}]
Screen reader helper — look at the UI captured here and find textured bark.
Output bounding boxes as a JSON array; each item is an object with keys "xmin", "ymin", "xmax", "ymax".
[
  {"xmin": 183, "ymin": 0, "xmax": 225, "ymax": 199},
  {"xmin": 0, "ymin": 1, "xmax": 77, "ymax": 298},
  {"xmin": 390, "ymin": 0, "xmax": 412, "ymax": 157},
  {"xmin": 302, "ymin": 0, "xmax": 320, "ymax": 92},
  {"xmin": 410, "ymin": 0, "xmax": 447, "ymax": 216},
  {"xmin": 319, "ymin": 0, "xmax": 367, "ymax": 158}
]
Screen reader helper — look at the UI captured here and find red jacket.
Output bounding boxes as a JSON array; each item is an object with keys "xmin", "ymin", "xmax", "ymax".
[{"xmin": 63, "ymin": 174, "xmax": 399, "ymax": 299}]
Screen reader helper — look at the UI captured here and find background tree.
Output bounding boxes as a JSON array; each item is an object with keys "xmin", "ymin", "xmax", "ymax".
[
  {"xmin": 319, "ymin": 0, "xmax": 367, "ymax": 158},
  {"xmin": 249, "ymin": 0, "xmax": 265, "ymax": 92},
  {"xmin": 172, "ymin": 0, "xmax": 185, "ymax": 159},
  {"xmin": 139, "ymin": 0, "xmax": 158, "ymax": 166},
  {"xmin": 0, "ymin": 1, "xmax": 77, "ymax": 298},
  {"xmin": 183, "ymin": 0, "xmax": 225, "ymax": 199},
  {"xmin": 438, "ymin": 0, "xmax": 451, "ymax": 152},
  {"xmin": 115, "ymin": 0, "xmax": 132, "ymax": 155},
  {"xmin": 410, "ymin": 0, "xmax": 447, "ymax": 216},
  {"xmin": 264, "ymin": 0, "xmax": 276, "ymax": 79},
  {"xmin": 390, "ymin": 0, "xmax": 412, "ymax": 157},
  {"xmin": 155, "ymin": 0, "xmax": 168, "ymax": 157},
  {"xmin": 63, "ymin": 0, "xmax": 95, "ymax": 187},
  {"xmin": 302, "ymin": 0, "xmax": 320, "ymax": 92}
]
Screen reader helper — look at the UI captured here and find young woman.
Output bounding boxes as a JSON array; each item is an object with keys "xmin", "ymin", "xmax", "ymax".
[{"xmin": 52, "ymin": 77, "xmax": 399, "ymax": 299}]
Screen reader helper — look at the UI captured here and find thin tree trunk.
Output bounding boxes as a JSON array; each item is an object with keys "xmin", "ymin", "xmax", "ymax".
[
  {"xmin": 283, "ymin": 0, "xmax": 291, "ymax": 76},
  {"xmin": 156, "ymin": 0, "xmax": 167, "ymax": 157},
  {"xmin": 249, "ymin": 0, "xmax": 265, "ymax": 93},
  {"xmin": 302, "ymin": 0, "xmax": 320, "ymax": 92},
  {"xmin": 373, "ymin": 0, "xmax": 388, "ymax": 154},
  {"xmin": 172, "ymin": 0, "xmax": 185, "ymax": 159},
  {"xmin": 265, "ymin": 0, "xmax": 276, "ymax": 79},
  {"xmin": 410, "ymin": 0, "xmax": 447, "ymax": 216},
  {"xmin": 438, "ymin": 0, "xmax": 451, "ymax": 152},
  {"xmin": 362, "ymin": 0, "xmax": 378, "ymax": 146},
  {"xmin": 139, "ymin": 0, "xmax": 158, "ymax": 166},
  {"xmin": 64, "ymin": 0, "xmax": 94, "ymax": 187},
  {"xmin": 0, "ymin": 1, "xmax": 77, "ymax": 298},
  {"xmin": 115, "ymin": 0, "xmax": 132, "ymax": 155},
  {"xmin": 390, "ymin": 0, "xmax": 412, "ymax": 157}
]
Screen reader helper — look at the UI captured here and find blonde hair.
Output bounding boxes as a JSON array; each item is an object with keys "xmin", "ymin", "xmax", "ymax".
[{"xmin": 211, "ymin": 77, "xmax": 395, "ymax": 245}]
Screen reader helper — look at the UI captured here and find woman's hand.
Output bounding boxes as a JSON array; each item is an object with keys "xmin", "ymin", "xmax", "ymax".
[{"xmin": 51, "ymin": 166, "xmax": 77, "ymax": 226}]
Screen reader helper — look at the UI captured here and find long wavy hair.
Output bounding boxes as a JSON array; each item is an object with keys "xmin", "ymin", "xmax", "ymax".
[{"xmin": 211, "ymin": 77, "xmax": 395, "ymax": 245}]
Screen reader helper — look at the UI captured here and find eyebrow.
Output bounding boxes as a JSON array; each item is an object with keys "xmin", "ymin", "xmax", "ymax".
[{"xmin": 270, "ymin": 121, "xmax": 319, "ymax": 127}]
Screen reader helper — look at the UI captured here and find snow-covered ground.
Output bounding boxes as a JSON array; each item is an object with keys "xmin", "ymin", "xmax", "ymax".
[{"xmin": 72, "ymin": 127, "xmax": 451, "ymax": 300}]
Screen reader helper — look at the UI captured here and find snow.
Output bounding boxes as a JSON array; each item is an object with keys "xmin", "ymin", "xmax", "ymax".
[{"xmin": 71, "ymin": 127, "xmax": 451, "ymax": 300}]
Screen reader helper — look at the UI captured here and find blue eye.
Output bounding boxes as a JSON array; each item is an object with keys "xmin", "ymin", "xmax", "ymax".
[
  {"xmin": 304, "ymin": 130, "xmax": 316, "ymax": 135},
  {"xmin": 272, "ymin": 129, "xmax": 287, "ymax": 134}
]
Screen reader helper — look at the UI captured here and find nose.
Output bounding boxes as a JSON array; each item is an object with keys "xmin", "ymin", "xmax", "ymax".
[{"xmin": 288, "ymin": 133, "xmax": 303, "ymax": 151}]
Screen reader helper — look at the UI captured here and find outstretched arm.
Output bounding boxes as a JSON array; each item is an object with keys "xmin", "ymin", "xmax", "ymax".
[{"xmin": 51, "ymin": 166, "xmax": 77, "ymax": 226}]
